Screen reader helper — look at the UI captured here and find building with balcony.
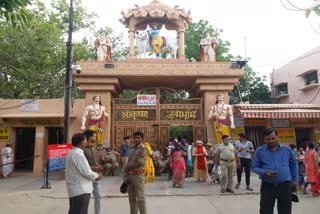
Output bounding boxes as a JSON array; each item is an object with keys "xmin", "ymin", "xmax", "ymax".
[{"xmin": 271, "ymin": 45, "xmax": 320, "ymax": 104}]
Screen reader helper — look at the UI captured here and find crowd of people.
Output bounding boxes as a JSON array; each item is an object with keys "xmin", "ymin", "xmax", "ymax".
[{"xmin": 63, "ymin": 128, "xmax": 320, "ymax": 214}]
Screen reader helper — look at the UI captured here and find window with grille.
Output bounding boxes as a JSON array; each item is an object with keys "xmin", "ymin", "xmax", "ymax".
[
  {"xmin": 304, "ymin": 70, "xmax": 318, "ymax": 85},
  {"xmin": 275, "ymin": 83, "xmax": 288, "ymax": 96}
]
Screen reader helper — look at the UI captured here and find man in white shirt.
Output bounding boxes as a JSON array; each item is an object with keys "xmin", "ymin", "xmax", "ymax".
[
  {"xmin": 235, "ymin": 133, "xmax": 255, "ymax": 191},
  {"xmin": 66, "ymin": 133, "xmax": 102, "ymax": 214}
]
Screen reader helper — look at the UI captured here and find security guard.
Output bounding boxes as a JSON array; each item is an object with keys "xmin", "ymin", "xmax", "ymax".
[{"xmin": 124, "ymin": 131, "xmax": 147, "ymax": 214}]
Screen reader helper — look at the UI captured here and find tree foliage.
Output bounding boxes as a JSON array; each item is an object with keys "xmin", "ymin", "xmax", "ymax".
[
  {"xmin": 229, "ymin": 66, "xmax": 273, "ymax": 104},
  {"xmin": 0, "ymin": 0, "xmax": 127, "ymax": 99},
  {"xmin": 0, "ymin": 0, "xmax": 33, "ymax": 29},
  {"xmin": 185, "ymin": 19, "xmax": 233, "ymax": 62},
  {"xmin": 185, "ymin": 20, "xmax": 273, "ymax": 104},
  {"xmin": 306, "ymin": 3, "xmax": 320, "ymax": 18}
]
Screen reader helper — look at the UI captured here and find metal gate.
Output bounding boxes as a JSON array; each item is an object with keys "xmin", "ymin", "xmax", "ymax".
[{"xmin": 112, "ymin": 88, "xmax": 205, "ymax": 150}]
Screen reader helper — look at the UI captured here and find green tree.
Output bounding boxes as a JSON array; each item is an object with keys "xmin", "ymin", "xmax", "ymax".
[
  {"xmin": 185, "ymin": 20, "xmax": 273, "ymax": 104},
  {"xmin": 306, "ymin": 2, "xmax": 320, "ymax": 17},
  {"xmin": 0, "ymin": 0, "xmax": 33, "ymax": 29},
  {"xmin": 0, "ymin": 0, "xmax": 127, "ymax": 99},
  {"xmin": 185, "ymin": 19, "xmax": 233, "ymax": 62},
  {"xmin": 229, "ymin": 65, "xmax": 273, "ymax": 104},
  {"xmin": 0, "ymin": 0, "xmax": 94, "ymax": 98}
]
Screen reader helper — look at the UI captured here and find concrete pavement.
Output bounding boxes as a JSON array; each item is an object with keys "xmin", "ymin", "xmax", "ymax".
[
  {"xmin": 1, "ymin": 172, "xmax": 262, "ymax": 198},
  {"xmin": 1, "ymin": 172, "xmax": 320, "ymax": 214}
]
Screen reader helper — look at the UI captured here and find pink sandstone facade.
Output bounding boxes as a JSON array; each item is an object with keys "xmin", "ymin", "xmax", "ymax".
[{"xmin": 0, "ymin": 0, "xmax": 244, "ymax": 176}]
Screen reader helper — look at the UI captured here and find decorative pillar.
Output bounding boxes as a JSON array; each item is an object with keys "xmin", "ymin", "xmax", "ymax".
[
  {"xmin": 128, "ymin": 27, "xmax": 135, "ymax": 58},
  {"xmin": 178, "ymin": 30, "xmax": 185, "ymax": 59},
  {"xmin": 33, "ymin": 127, "xmax": 48, "ymax": 176}
]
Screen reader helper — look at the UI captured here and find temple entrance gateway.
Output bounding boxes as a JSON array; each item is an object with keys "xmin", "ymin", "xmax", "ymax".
[
  {"xmin": 112, "ymin": 88, "xmax": 206, "ymax": 153},
  {"xmin": 73, "ymin": 1, "xmax": 244, "ymax": 147}
]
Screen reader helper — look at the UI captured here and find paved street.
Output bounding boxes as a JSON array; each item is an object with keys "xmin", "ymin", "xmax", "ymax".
[{"xmin": 0, "ymin": 172, "xmax": 319, "ymax": 214}]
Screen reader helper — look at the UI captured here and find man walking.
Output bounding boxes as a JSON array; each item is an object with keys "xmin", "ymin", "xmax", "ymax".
[
  {"xmin": 235, "ymin": 133, "xmax": 255, "ymax": 191},
  {"xmin": 253, "ymin": 128, "xmax": 298, "ymax": 214},
  {"xmin": 214, "ymin": 135, "xmax": 239, "ymax": 193},
  {"xmin": 66, "ymin": 133, "xmax": 102, "ymax": 214},
  {"xmin": 121, "ymin": 136, "xmax": 131, "ymax": 172},
  {"xmin": 124, "ymin": 131, "xmax": 148, "ymax": 214},
  {"xmin": 83, "ymin": 130, "xmax": 103, "ymax": 214}
]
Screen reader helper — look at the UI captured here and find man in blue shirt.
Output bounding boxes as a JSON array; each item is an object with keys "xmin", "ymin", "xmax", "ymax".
[
  {"xmin": 253, "ymin": 128, "xmax": 298, "ymax": 214},
  {"xmin": 121, "ymin": 136, "xmax": 131, "ymax": 172}
]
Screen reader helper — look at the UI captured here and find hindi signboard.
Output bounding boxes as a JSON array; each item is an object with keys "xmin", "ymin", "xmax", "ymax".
[
  {"xmin": 272, "ymin": 119, "xmax": 290, "ymax": 128},
  {"xmin": 20, "ymin": 99, "xmax": 39, "ymax": 112},
  {"xmin": 0, "ymin": 128, "xmax": 9, "ymax": 143},
  {"xmin": 231, "ymin": 127, "xmax": 245, "ymax": 141},
  {"xmin": 275, "ymin": 128, "xmax": 296, "ymax": 144},
  {"xmin": 137, "ymin": 95, "xmax": 156, "ymax": 106},
  {"xmin": 114, "ymin": 109, "xmax": 157, "ymax": 121},
  {"xmin": 47, "ymin": 144, "xmax": 72, "ymax": 172},
  {"xmin": 160, "ymin": 109, "xmax": 201, "ymax": 121}
]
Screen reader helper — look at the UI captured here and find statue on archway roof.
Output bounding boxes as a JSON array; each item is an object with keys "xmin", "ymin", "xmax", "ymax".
[
  {"xmin": 135, "ymin": 25, "xmax": 177, "ymax": 59},
  {"xmin": 199, "ymin": 32, "xmax": 217, "ymax": 62},
  {"xmin": 95, "ymin": 31, "xmax": 112, "ymax": 61}
]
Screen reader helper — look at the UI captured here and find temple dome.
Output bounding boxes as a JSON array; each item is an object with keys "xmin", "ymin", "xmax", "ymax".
[{"xmin": 119, "ymin": 0, "xmax": 192, "ymax": 30}]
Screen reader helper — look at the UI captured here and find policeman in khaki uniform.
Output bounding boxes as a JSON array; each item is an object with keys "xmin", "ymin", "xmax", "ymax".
[
  {"xmin": 214, "ymin": 135, "xmax": 240, "ymax": 193},
  {"xmin": 124, "ymin": 131, "xmax": 148, "ymax": 214}
]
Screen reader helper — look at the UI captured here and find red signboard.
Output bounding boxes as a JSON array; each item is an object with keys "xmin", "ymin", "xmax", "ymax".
[
  {"xmin": 47, "ymin": 144, "xmax": 73, "ymax": 172},
  {"xmin": 48, "ymin": 144, "xmax": 73, "ymax": 158}
]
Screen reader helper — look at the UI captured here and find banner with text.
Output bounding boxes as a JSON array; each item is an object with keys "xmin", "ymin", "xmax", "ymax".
[
  {"xmin": 47, "ymin": 144, "xmax": 72, "ymax": 172},
  {"xmin": 0, "ymin": 128, "xmax": 9, "ymax": 143},
  {"xmin": 160, "ymin": 109, "xmax": 200, "ymax": 121},
  {"xmin": 137, "ymin": 95, "xmax": 156, "ymax": 106},
  {"xmin": 275, "ymin": 128, "xmax": 296, "ymax": 144},
  {"xmin": 114, "ymin": 109, "xmax": 157, "ymax": 121}
]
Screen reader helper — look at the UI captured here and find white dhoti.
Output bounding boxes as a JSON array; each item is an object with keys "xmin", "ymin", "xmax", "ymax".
[{"xmin": 2, "ymin": 157, "xmax": 13, "ymax": 178}]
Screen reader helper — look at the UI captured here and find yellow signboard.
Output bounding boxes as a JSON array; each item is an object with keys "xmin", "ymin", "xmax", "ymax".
[
  {"xmin": 275, "ymin": 128, "xmax": 296, "ymax": 144},
  {"xmin": 231, "ymin": 127, "xmax": 245, "ymax": 141},
  {"xmin": 0, "ymin": 128, "xmax": 9, "ymax": 142},
  {"xmin": 314, "ymin": 129, "xmax": 320, "ymax": 144}
]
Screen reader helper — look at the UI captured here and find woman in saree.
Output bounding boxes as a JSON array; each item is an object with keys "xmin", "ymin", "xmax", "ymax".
[
  {"xmin": 170, "ymin": 142, "xmax": 187, "ymax": 188},
  {"xmin": 305, "ymin": 142, "xmax": 320, "ymax": 196},
  {"xmin": 192, "ymin": 140, "xmax": 209, "ymax": 182},
  {"xmin": 144, "ymin": 142, "xmax": 155, "ymax": 183}
]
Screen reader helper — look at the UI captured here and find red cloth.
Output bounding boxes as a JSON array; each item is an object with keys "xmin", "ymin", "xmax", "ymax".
[
  {"xmin": 171, "ymin": 151, "xmax": 186, "ymax": 185},
  {"xmin": 196, "ymin": 144, "xmax": 206, "ymax": 170},
  {"xmin": 88, "ymin": 118, "xmax": 103, "ymax": 128},
  {"xmin": 305, "ymin": 150, "xmax": 320, "ymax": 183}
]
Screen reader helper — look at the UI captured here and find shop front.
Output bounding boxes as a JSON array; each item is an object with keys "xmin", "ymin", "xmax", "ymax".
[{"xmin": 235, "ymin": 104, "xmax": 320, "ymax": 147}]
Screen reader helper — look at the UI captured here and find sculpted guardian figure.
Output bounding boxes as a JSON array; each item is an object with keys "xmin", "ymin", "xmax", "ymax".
[
  {"xmin": 81, "ymin": 96, "xmax": 109, "ymax": 144},
  {"xmin": 208, "ymin": 94, "xmax": 235, "ymax": 143}
]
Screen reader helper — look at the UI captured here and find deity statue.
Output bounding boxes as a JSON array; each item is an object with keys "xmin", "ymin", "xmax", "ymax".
[
  {"xmin": 81, "ymin": 96, "xmax": 109, "ymax": 144},
  {"xmin": 199, "ymin": 32, "xmax": 217, "ymax": 62},
  {"xmin": 147, "ymin": 25, "xmax": 163, "ymax": 57},
  {"xmin": 95, "ymin": 31, "xmax": 112, "ymax": 61},
  {"xmin": 208, "ymin": 94, "xmax": 235, "ymax": 143}
]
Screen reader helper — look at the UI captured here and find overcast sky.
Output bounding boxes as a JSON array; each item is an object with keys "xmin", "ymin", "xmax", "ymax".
[{"xmin": 74, "ymin": 0, "xmax": 320, "ymax": 78}]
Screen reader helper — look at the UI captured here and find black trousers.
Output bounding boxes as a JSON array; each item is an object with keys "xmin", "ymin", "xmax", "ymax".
[
  {"xmin": 69, "ymin": 193, "xmax": 91, "ymax": 214},
  {"xmin": 260, "ymin": 181, "xmax": 292, "ymax": 214},
  {"xmin": 237, "ymin": 158, "xmax": 251, "ymax": 186}
]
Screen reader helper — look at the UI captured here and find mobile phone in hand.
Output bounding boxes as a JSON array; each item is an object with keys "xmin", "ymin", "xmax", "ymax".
[{"xmin": 269, "ymin": 171, "xmax": 278, "ymax": 176}]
